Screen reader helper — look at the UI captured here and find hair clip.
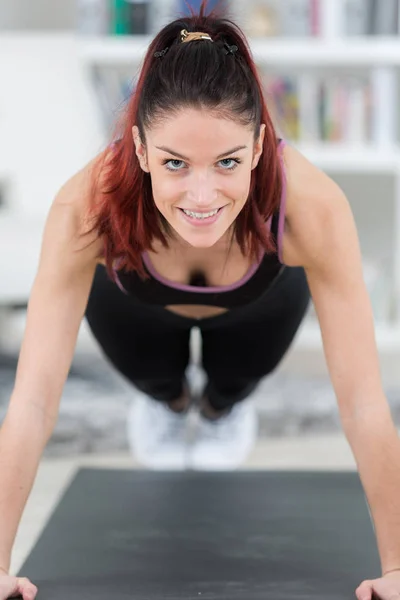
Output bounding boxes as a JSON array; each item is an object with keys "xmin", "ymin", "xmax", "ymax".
[
  {"xmin": 180, "ymin": 28, "xmax": 213, "ymax": 42},
  {"xmin": 223, "ymin": 42, "xmax": 238, "ymax": 55},
  {"xmin": 154, "ymin": 47, "xmax": 169, "ymax": 58}
]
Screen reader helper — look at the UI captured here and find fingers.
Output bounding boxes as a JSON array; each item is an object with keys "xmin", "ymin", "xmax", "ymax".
[
  {"xmin": 355, "ymin": 579, "xmax": 374, "ymax": 600},
  {"xmin": 0, "ymin": 576, "xmax": 38, "ymax": 600},
  {"xmin": 356, "ymin": 577, "xmax": 400, "ymax": 600},
  {"xmin": 17, "ymin": 577, "xmax": 38, "ymax": 600}
]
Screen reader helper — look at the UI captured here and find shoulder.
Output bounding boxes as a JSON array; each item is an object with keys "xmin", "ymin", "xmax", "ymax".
[
  {"xmin": 54, "ymin": 146, "xmax": 114, "ymax": 231},
  {"xmin": 54, "ymin": 146, "xmax": 113, "ymax": 215},
  {"xmin": 48, "ymin": 146, "xmax": 115, "ymax": 260},
  {"xmin": 279, "ymin": 143, "xmax": 352, "ymax": 270}
]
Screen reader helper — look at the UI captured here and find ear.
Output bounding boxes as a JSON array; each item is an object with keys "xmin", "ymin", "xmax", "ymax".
[
  {"xmin": 132, "ymin": 125, "xmax": 149, "ymax": 172},
  {"xmin": 251, "ymin": 123, "xmax": 266, "ymax": 169}
]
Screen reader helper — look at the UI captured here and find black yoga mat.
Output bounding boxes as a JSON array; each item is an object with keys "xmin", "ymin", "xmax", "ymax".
[{"xmin": 17, "ymin": 469, "xmax": 380, "ymax": 599}]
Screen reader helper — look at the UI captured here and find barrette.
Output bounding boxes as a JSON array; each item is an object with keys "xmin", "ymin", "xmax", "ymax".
[
  {"xmin": 154, "ymin": 47, "xmax": 169, "ymax": 58},
  {"xmin": 180, "ymin": 28, "xmax": 213, "ymax": 42},
  {"xmin": 224, "ymin": 42, "xmax": 238, "ymax": 55}
]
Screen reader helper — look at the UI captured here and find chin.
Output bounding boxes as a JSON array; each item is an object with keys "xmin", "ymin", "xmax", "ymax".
[
  {"xmin": 185, "ymin": 237, "xmax": 220, "ymax": 249},
  {"xmin": 179, "ymin": 230, "xmax": 227, "ymax": 248}
]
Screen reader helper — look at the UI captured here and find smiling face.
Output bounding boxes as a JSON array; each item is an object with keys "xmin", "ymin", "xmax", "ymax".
[{"xmin": 133, "ymin": 108, "xmax": 265, "ymax": 249}]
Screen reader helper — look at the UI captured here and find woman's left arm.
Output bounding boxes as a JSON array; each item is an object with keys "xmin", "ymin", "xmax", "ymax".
[{"xmin": 282, "ymin": 146, "xmax": 400, "ymax": 590}]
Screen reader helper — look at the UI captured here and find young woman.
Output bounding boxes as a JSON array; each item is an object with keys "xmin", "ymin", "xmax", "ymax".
[{"xmin": 0, "ymin": 3, "xmax": 399, "ymax": 599}]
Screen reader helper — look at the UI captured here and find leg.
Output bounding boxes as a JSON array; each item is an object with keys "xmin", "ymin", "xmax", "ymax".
[
  {"xmin": 85, "ymin": 265, "xmax": 194, "ymax": 407},
  {"xmin": 188, "ymin": 267, "xmax": 310, "ymax": 470},
  {"xmin": 85, "ymin": 266, "xmax": 199, "ymax": 469},
  {"xmin": 199, "ymin": 266, "xmax": 311, "ymax": 413}
]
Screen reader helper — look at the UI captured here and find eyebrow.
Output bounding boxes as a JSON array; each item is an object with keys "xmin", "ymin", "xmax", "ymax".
[{"xmin": 155, "ymin": 145, "xmax": 248, "ymax": 161}]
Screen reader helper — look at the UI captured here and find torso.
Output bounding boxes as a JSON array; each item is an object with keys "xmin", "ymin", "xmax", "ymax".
[
  {"xmin": 96, "ymin": 237, "xmax": 258, "ymax": 319},
  {"xmin": 91, "ymin": 143, "xmax": 312, "ymax": 318}
]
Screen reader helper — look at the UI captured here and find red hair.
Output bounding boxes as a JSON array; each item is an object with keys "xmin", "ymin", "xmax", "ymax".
[{"xmin": 85, "ymin": 0, "xmax": 283, "ymax": 283}]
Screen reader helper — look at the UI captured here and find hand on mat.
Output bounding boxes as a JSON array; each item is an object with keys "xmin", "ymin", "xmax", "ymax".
[
  {"xmin": 0, "ymin": 570, "xmax": 37, "ymax": 600},
  {"xmin": 355, "ymin": 570, "xmax": 400, "ymax": 600}
]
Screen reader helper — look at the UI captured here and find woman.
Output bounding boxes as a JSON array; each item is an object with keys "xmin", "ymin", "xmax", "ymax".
[{"xmin": 0, "ymin": 3, "xmax": 399, "ymax": 600}]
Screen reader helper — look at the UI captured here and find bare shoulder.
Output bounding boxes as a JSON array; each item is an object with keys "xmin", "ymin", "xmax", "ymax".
[
  {"xmin": 280, "ymin": 143, "xmax": 351, "ymax": 270},
  {"xmin": 47, "ymin": 147, "xmax": 112, "ymax": 264},
  {"xmin": 54, "ymin": 146, "xmax": 110, "ymax": 219}
]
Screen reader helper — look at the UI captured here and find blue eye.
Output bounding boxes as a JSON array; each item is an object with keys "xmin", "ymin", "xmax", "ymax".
[
  {"xmin": 219, "ymin": 158, "xmax": 240, "ymax": 170},
  {"xmin": 163, "ymin": 158, "xmax": 241, "ymax": 172},
  {"xmin": 164, "ymin": 159, "xmax": 185, "ymax": 171}
]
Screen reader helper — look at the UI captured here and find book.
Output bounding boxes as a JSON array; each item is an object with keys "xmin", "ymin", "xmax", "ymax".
[
  {"xmin": 344, "ymin": 0, "xmax": 371, "ymax": 35},
  {"xmin": 77, "ymin": 0, "xmax": 109, "ymax": 34},
  {"xmin": 243, "ymin": 1, "xmax": 280, "ymax": 37},
  {"xmin": 110, "ymin": 0, "xmax": 131, "ymax": 34},
  {"xmin": 372, "ymin": 0, "xmax": 398, "ymax": 35},
  {"xmin": 344, "ymin": 77, "xmax": 368, "ymax": 143},
  {"xmin": 178, "ymin": 0, "xmax": 228, "ymax": 16},
  {"xmin": 370, "ymin": 67, "xmax": 397, "ymax": 144},
  {"xmin": 126, "ymin": 0, "xmax": 150, "ymax": 34},
  {"xmin": 110, "ymin": 0, "xmax": 150, "ymax": 34},
  {"xmin": 309, "ymin": 0, "xmax": 320, "ymax": 36},
  {"xmin": 279, "ymin": 0, "xmax": 312, "ymax": 37},
  {"xmin": 298, "ymin": 73, "xmax": 320, "ymax": 141}
]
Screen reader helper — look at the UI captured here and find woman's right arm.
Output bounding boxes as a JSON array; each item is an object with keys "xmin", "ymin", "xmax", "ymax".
[{"xmin": 0, "ymin": 154, "xmax": 106, "ymax": 580}]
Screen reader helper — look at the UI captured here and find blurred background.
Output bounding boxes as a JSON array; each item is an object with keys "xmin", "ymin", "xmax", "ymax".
[{"xmin": 0, "ymin": 0, "xmax": 400, "ymax": 458}]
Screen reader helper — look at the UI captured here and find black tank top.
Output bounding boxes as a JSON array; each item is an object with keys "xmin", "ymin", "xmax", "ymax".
[{"xmin": 112, "ymin": 140, "xmax": 287, "ymax": 309}]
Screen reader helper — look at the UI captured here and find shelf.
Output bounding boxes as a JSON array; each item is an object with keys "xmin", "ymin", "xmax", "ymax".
[
  {"xmin": 79, "ymin": 35, "xmax": 151, "ymax": 64},
  {"xmin": 295, "ymin": 143, "xmax": 400, "ymax": 173},
  {"xmin": 79, "ymin": 35, "xmax": 400, "ymax": 67},
  {"xmin": 297, "ymin": 320, "xmax": 400, "ymax": 352},
  {"xmin": 251, "ymin": 38, "xmax": 400, "ymax": 66}
]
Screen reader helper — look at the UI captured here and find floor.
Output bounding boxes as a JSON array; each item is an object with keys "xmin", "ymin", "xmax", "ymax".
[
  {"xmin": 10, "ymin": 432, "xmax": 358, "ymax": 577},
  {"xmin": 2, "ymin": 320, "xmax": 396, "ymax": 578}
]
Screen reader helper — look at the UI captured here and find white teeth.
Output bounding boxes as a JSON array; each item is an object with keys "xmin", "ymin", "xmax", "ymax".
[{"xmin": 182, "ymin": 208, "xmax": 219, "ymax": 219}]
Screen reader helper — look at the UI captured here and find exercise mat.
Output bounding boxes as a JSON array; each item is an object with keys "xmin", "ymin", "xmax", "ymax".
[{"xmin": 17, "ymin": 469, "xmax": 380, "ymax": 599}]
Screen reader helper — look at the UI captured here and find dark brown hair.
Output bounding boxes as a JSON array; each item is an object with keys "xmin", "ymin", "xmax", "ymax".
[{"xmin": 87, "ymin": 0, "xmax": 283, "ymax": 282}]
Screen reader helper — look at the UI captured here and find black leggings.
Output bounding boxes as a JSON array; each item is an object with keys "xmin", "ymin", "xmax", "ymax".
[{"xmin": 84, "ymin": 265, "xmax": 311, "ymax": 411}]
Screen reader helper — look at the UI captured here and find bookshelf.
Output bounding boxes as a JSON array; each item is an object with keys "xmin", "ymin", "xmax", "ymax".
[
  {"xmin": 80, "ymin": 36, "xmax": 400, "ymax": 66},
  {"xmin": 293, "ymin": 144, "xmax": 400, "ymax": 173},
  {"xmin": 2, "ymin": 0, "xmax": 398, "ymax": 365}
]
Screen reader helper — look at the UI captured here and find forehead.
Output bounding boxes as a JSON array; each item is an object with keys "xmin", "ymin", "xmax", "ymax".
[{"xmin": 146, "ymin": 108, "xmax": 253, "ymax": 151}]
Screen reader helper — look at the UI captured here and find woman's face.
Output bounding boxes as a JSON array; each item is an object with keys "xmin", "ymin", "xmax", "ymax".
[{"xmin": 133, "ymin": 108, "xmax": 265, "ymax": 249}]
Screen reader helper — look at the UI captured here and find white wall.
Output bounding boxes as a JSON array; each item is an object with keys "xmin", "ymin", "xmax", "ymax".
[
  {"xmin": 0, "ymin": 33, "xmax": 105, "ymax": 305},
  {"xmin": 0, "ymin": 34, "xmax": 105, "ymax": 217}
]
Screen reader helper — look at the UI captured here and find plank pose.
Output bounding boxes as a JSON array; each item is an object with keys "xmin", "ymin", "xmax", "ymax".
[{"xmin": 0, "ymin": 2, "xmax": 400, "ymax": 600}]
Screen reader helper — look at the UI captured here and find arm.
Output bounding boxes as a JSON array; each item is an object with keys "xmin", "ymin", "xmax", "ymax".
[
  {"xmin": 0, "ymin": 156, "xmax": 104, "ymax": 574},
  {"xmin": 282, "ymin": 145, "xmax": 400, "ymax": 576}
]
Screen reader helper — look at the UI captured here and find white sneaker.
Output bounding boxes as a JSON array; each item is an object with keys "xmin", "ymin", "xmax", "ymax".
[
  {"xmin": 126, "ymin": 389, "xmax": 189, "ymax": 470},
  {"xmin": 189, "ymin": 400, "xmax": 258, "ymax": 470}
]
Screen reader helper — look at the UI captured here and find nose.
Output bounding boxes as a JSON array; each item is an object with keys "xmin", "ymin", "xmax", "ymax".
[{"xmin": 186, "ymin": 172, "xmax": 218, "ymax": 207}]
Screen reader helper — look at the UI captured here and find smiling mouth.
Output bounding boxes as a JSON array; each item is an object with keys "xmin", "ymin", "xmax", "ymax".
[{"xmin": 178, "ymin": 207, "xmax": 223, "ymax": 219}]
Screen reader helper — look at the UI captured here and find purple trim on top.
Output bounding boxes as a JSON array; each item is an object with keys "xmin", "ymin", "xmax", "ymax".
[
  {"xmin": 114, "ymin": 272, "xmax": 128, "ymax": 294},
  {"xmin": 113, "ymin": 258, "xmax": 128, "ymax": 294},
  {"xmin": 277, "ymin": 139, "xmax": 287, "ymax": 264},
  {"xmin": 141, "ymin": 248, "xmax": 264, "ymax": 294}
]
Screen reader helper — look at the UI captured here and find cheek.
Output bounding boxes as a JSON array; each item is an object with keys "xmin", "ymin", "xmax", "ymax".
[
  {"xmin": 229, "ymin": 174, "xmax": 251, "ymax": 205},
  {"xmin": 150, "ymin": 176, "xmax": 178, "ymax": 210}
]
